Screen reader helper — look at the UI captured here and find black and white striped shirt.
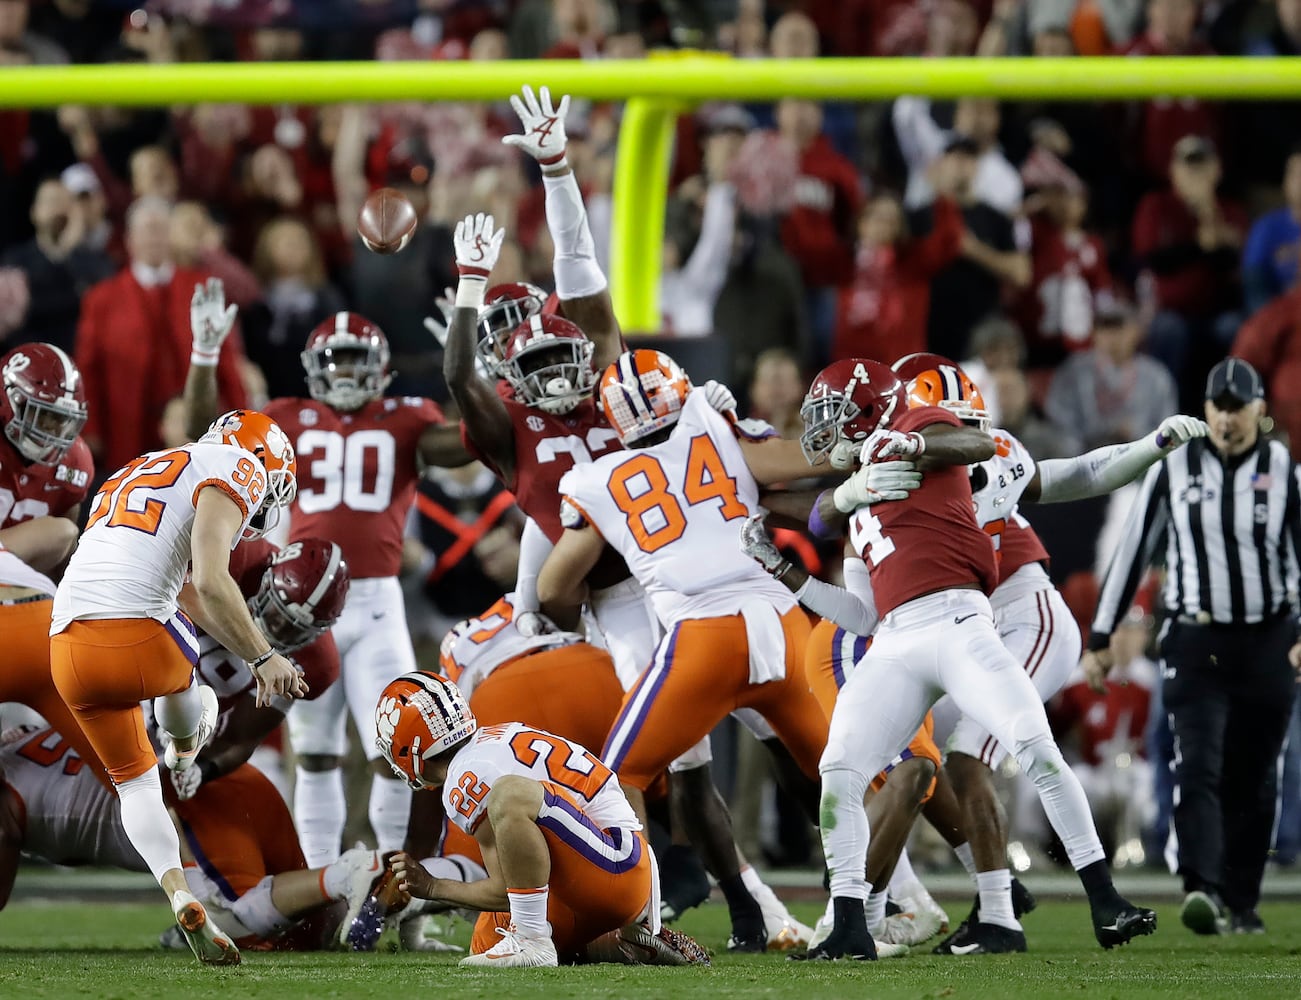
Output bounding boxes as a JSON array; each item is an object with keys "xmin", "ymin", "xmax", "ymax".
[{"xmin": 1088, "ymin": 437, "xmax": 1301, "ymax": 648}]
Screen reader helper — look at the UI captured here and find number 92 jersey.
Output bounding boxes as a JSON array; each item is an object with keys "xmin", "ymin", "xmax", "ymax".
[
  {"xmin": 51, "ymin": 442, "xmax": 264, "ymax": 633},
  {"xmin": 443, "ymin": 722, "xmax": 639, "ymax": 836},
  {"xmin": 263, "ymin": 396, "xmax": 443, "ymax": 580}
]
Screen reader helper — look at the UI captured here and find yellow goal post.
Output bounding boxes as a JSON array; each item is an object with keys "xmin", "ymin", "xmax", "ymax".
[{"xmin": 6, "ymin": 55, "xmax": 1300, "ymax": 332}]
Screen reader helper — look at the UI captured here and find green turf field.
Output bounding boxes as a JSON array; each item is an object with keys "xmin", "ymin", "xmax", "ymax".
[{"xmin": 2, "ymin": 898, "xmax": 1299, "ymax": 999}]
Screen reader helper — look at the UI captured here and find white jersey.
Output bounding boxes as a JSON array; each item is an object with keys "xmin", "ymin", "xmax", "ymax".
[
  {"xmin": 0, "ymin": 548, "xmax": 55, "ymax": 595},
  {"xmin": 51, "ymin": 442, "xmax": 264, "ymax": 633},
  {"xmin": 439, "ymin": 593, "xmax": 582, "ymax": 700},
  {"xmin": 443, "ymin": 722, "xmax": 639, "ymax": 837},
  {"xmin": 971, "ymin": 429, "xmax": 1037, "ymax": 536},
  {"xmin": 559, "ymin": 392, "xmax": 796, "ymax": 626},
  {"xmin": 0, "ymin": 728, "xmax": 143, "ymax": 871}
]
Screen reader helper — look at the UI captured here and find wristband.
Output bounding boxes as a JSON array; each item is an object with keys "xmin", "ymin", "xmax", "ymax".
[
  {"xmin": 772, "ymin": 559, "xmax": 795, "ymax": 582},
  {"xmin": 190, "ymin": 349, "xmax": 220, "ymax": 367},
  {"xmin": 539, "ymin": 152, "xmax": 568, "ymax": 170},
  {"xmin": 455, "ymin": 276, "xmax": 487, "ymax": 310},
  {"xmin": 808, "ymin": 491, "xmax": 840, "ymax": 540},
  {"xmin": 250, "ymin": 648, "xmax": 276, "ymax": 670}
]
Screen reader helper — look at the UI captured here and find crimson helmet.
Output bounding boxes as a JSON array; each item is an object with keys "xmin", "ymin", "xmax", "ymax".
[
  {"xmin": 250, "ymin": 539, "xmax": 350, "ymax": 653},
  {"xmin": 500, "ymin": 314, "xmax": 596, "ymax": 414},
  {"xmin": 302, "ymin": 313, "xmax": 392, "ymax": 411},
  {"xmin": 891, "ymin": 352, "xmax": 991, "ymax": 432},
  {"xmin": 0, "ymin": 343, "xmax": 87, "ymax": 466},
  {"xmin": 599, "ymin": 350, "xmax": 692, "ymax": 447},
  {"xmin": 199, "ymin": 409, "xmax": 298, "ymax": 540},
  {"xmin": 375, "ymin": 672, "xmax": 477, "ymax": 790},
  {"xmin": 799, "ymin": 359, "xmax": 905, "ymax": 469},
  {"xmin": 478, "ymin": 282, "xmax": 547, "ymax": 375}
]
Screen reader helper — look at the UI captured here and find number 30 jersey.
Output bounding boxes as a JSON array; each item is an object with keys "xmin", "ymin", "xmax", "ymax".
[
  {"xmin": 264, "ymin": 396, "xmax": 443, "ymax": 579},
  {"xmin": 558, "ymin": 391, "xmax": 796, "ymax": 626},
  {"xmin": 51, "ymin": 442, "xmax": 264, "ymax": 633},
  {"xmin": 847, "ymin": 406, "xmax": 998, "ymax": 619},
  {"xmin": 443, "ymin": 722, "xmax": 639, "ymax": 836}
]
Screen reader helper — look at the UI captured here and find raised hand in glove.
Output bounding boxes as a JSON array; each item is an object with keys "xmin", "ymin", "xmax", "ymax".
[
  {"xmin": 701, "ymin": 380, "xmax": 737, "ymax": 418},
  {"xmin": 502, "ymin": 85, "xmax": 571, "ymax": 169},
  {"xmin": 190, "ymin": 277, "xmax": 237, "ymax": 366},
  {"xmin": 454, "ymin": 213, "xmax": 506, "ymax": 282},
  {"xmin": 1154, "ymin": 414, "xmax": 1209, "ymax": 450},
  {"xmin": 831, "ymin": 461, "xmax": 922, "ymax": 513},
  {"xmin": 422, "ymin": 286, "xmax": 456, "ymax": 347}
]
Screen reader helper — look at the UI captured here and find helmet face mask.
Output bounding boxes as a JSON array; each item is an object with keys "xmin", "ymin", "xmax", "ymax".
[
  {"xmin": 199, "ymin": 409, "xmax": 298, "ymax": 540},
  {"xmin": 302, "ymin": 314, "xmax": 392, "ymax": 412},
  {"xmin": 478, "ymin": 283, "xmax": 546, "ymax": 376},
  {"xmin": 501, "ymin": 316, "xmax": 597, "ymax": 415},
  {"xmin": 799, "ymin": 360, "xmax": 905, "ymax": 469},
  {"xmin": 375, "ymin": 672, "xmax": 477, "ymax": 791},
  {"xmin": 1, "ymin": 345, "xmax": 87, "ymax": 466},
  {"xmin": 250, "ymin": 539, "xmax": 349, "ymax": 653}
]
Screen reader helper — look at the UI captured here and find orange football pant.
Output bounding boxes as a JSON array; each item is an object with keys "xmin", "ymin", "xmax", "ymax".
[
  {"xmin": 602, "ymin": 607, "xmax": 828, "ymax": 791},
  {"xmin": 51, "ymin": 618, "xmax": 196, "ymax": 784},
  {"xmin": 805, "ymin": 617, "xmax": 941, "ymax": 799}
]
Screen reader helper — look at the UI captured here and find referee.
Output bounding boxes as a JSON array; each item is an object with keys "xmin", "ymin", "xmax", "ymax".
[{"xmin": 1084, "ymin": 358, "xmax": 1301, "ymax": 936}]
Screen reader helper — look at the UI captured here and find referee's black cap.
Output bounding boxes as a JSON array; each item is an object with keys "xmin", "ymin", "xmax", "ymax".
[{"xmin": 1205, "ymin": 357, "xmax": 1264, "ymax": 407}]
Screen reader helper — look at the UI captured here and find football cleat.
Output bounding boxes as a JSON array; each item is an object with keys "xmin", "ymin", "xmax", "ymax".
[
  {"xmin": 749, "ymin": 877, "xmax": 816, "ymax": 951},
  {"xmin": 338, "ymin": 848, "xmax": 405, "ymax": 950},
  {"xmin": 1095, "ymin": 898, "xmax": 1159, "ymax": 948},
  {"xmin": 875, "ymin": 907, "xmax": 943, "ymax": 948},
  {"xmin": 398, "ymin": 913, "xmax": 466, "ymax": 952},
  {"xmin": 162, "ymin": 686, "xmax": 219, "ymax": 772},
  {"xmin": 459, "ymin": 925, "xmax": 559, "ymax": 967},
  {"xmin": 172, "ymin": 890, "xmax": 241, "ymax": 965},
  {"xmin": 1231, "ymin": 909, "xmax": 1265, "ymax": 935},
  {"xmin": 795, "ymin": 899, "xmax": 877, "ymax": 961},
  {"xmin": 1012, "ymin": 877, "xmax": 1038, "ymax": 918},
  {"xmin": 936, "ymin": 921, "xmax": 1027, "ymax": 956},
  {"xmin": 615, "ymin": 921, "xmax": 712, "ymax": 966}
]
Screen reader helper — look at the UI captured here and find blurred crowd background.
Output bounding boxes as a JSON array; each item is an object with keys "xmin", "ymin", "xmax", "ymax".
[{"xmin": 3, "ymin": 0, "xmax": 1301, "ymax": 877}]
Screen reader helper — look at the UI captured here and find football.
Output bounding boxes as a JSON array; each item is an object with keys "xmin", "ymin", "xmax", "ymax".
[{"xmin": 358, "ymin": 187, "xmax": 418, "ymax": 255}]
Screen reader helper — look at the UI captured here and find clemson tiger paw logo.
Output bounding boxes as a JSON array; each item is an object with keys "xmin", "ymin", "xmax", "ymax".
[{"xmin": 376, "ymin": 696, "xmax": 401, "ymax": 744}]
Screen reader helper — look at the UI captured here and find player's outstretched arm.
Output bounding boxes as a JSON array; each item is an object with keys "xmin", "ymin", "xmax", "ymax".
[
  {"xmin": 182, "ymin": 278, "xmax": 238, "ymax": 442},
  {"xmin": 1025, "ymin": 414, "xmax": 1208, "ymax": 504},
  {"xmin": 190, "ymin": 489, "xmax": 307, "ymax": 707},
  {"xmin": 442, "ymin": 213, "xmax": 517, "ymax": 477},
  {"xmin": 504, "ymin": 85, "xmax": 622, "ymax": 369},
  {"xmin": 536, "ymin": 521, "xmax": 604, "ymax": 627}
]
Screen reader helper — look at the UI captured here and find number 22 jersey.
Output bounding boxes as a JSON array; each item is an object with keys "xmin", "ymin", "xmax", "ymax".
[{"xmin": 263, "ymin": 396, "xmax": 443, "ymax": 579}]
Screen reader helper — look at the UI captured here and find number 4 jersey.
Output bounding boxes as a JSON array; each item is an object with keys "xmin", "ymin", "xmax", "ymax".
[
  {"xmin": 443, "ymin": 722, "xmax": 640, "ymax": 837},
  {"xmin": 264, "ymin": 396, "xmax": 443, "ymax": 579},
  {"xmin": 847, "ymin": 406, "xmax": 998, "ymax": 618},
  {"xmin": 50, "ymin": 442, "xmax": 265, "ymax": 633}
]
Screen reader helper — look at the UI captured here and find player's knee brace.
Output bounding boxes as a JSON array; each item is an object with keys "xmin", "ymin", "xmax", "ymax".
[{"xmin": 230, "ymin": 875, "xmax": 293, "ymax": 938}]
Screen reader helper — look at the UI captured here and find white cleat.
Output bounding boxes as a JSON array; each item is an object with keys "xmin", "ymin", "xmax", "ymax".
[
  {"xmin": 172, "ymin": 890, "xmax": 241, "ymax": 965},
  {"xmin": 875, "ymin": 938, "xmax": 911, "ymax": 959},
  {"xmin": 459, "ymin": 925, "xmax": 559, "ymax": 967},
  {"xmin": 901, "ymin": 885, "xmax": 950, "ymax": 936},
  {"xmin": 335, "ymin": 847, "xmax": 392, "ymax": 948},
  {"xmin": 399, "ymin": 913, "xmax": 465, "ymax": 952},
  {"xmin": 751, "ymin": 877, "xmax": 816, "ymax": 950},
  {"xmin": 163, "ymin": 685, "xmax": 219, "ymax": 772},
  {"xmin": 874, "ymin": 909, "xmax": 942, "ymax": 948}
]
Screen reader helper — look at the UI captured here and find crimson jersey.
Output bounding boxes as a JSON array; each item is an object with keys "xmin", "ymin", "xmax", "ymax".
[
  {"xmin": 263, "ymin": 396, "xmax": 443, "ymax": 579},
  {"xmin": 0, "ymin": 434, "xmax": 93, "ymax": 528},
  {"xmin": 462, "ymin": 396, "xmax": 622, "ymax": 542},
  {"xmin": 847, "ymin": 407, "xmax": 997, "ymax": 618}
]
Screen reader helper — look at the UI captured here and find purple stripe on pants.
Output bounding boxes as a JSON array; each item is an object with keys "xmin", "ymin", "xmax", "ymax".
[
  {"xmin": 538, "ymin": 790, "xmax": 643, "ymax": 875},
  {"xmin": 602, "ymin": 623, "xmax": 680, "ymax": 772},
  {"xmin": 163, "ymin": 617, "xmax": 199, "ymax": 665}
]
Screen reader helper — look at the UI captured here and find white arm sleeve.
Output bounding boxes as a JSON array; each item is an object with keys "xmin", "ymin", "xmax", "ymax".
[
  {"xmin": 542, "ymin": 170, "xmax": 607, "ymax": 299},
  {"xmin": 794, "ymin": 558, "xmax": 879, "ymax": 636},
  {"xmin": 1035, "ymin": 435, "xmax": 1165, "ymax": 503},
  {"xmin": 513, "ymin": 517, "xmax": 554, "ymax": 614}
]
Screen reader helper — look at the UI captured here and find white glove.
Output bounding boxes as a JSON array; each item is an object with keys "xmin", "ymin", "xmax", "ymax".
[
  {"xmin": 701, "ymin": 380, "xmax": 737, "ymax": 418},
  {"xmin": 189, "ymin": 277, "xmax": 237, "ymax": 366},
  {"xmin": 502, "ymin": 84, "xmax": 571, "ymax": 168},
  {"xmin": 740, "ymin": 512, "xmax": 790, "ymax": 577},
  {"xmin": 170, "ymin": 764, "xmax": 202, "ymax": 802},
  {"xmin": 454, "ymin": 213, "xmax": 506, "ymax": 282},
  {"xmin": 832, "ymin": 461, "xmax": 922, "ymax": 513},
  {"xmin": 1154, "ymin": 414, "xmax": 1209, "ymax": 450},
  {"xmin": 515, "ymin": 611, "xmax": 560, "ymax": 638},
  {"xmin": 422, "ymin": 286, "xmax": 456, "ymax": 348},
  {"xmin": 861, "ymin": 428, "xmax": 926, "ymax": 464}
]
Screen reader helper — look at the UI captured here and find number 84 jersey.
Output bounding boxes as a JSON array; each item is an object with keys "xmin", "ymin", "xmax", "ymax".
[
  {"xmin": 442, "ymin": 722, "xmax": 640, "ymax": 836},
  {"xmin": 264, "ymin": 397, "xmax": 443, "ymax": 579}
]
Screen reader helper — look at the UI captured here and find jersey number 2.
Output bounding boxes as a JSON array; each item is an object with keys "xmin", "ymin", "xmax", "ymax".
[
  {"xmin": 608, "ymin": 434, "xmax": 747, "ymax": 553},
  {"xmin": 86, "ymin": 451, "xmax": 192, "ymax": 535}
]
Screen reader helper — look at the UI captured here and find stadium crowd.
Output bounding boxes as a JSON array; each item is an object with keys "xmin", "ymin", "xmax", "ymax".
[{"xmin": 2, "ymin": 0, "xmax": 1301, "ymax": 924}]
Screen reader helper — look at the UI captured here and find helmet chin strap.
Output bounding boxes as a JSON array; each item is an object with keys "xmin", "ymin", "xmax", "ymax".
[{"xmin": 829, "ymin": 439, "xmax": 858, "ymax": 471}]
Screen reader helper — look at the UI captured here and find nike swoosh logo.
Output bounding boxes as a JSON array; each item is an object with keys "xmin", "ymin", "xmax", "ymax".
[
  {"xmin": 372, "ymin": 612, "xmax": 385, "ymax": 620},
  {"xmin": 954, "ymin": 614, "xmax": 979, "ymax": 625},
  {"xmin": 950, "ymin": 942, "xmax": 983, "ymax": 955}
]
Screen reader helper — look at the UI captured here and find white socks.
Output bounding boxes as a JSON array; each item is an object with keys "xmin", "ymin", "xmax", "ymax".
[
  {"xmin": 820, "ymin": 767, "xmax": 872, "ymax": 901},
  {"xmin": 295, "ymin": 767, "xmax": 346, "ymax": 867},
  {"xmin": 154, "ymin": 678, "xmax": 202, "ymax": 740},
  {"xmin": 507, "ymin": 886, "xmax": 551, "ymax": 939},
  {"xmin": 368, "ymin": 774, "xmax": 412, "ymax": 853},
  {"xmin": 116, "ymin": 769, "xmax": 183, "ymax": 884},
  {"xmin": 1014, "ymin": 737, "xmax": 1106, "ymax": 870},
  {"xmin": 976, "ymin": 869, "xmax": 1019, "ymax": 930}
]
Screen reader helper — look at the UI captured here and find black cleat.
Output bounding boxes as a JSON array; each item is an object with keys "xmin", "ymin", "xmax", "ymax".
[
  {"xmin": 935, "ymin": 921, "xmax": 1027, "ymax": 956},
  {"xmin": 1011, "ymin": 877, "xmax": 1037, "ymax": 918},
  {"xmin": 795, "ymin": 899, "xmax": 877, "ymax": 961},
  {"xmin": 1230, "ymin": 909, "xmax": 1265, "ymax": 935},
  {"xmin": 1095, "ymin": 899, "xmax": 1158, "ymax": 948},
  {"xmin": 659, "ymin": 844, "xmax": 712, "ymax": 924},
  {"xmin": 726, "ymin": 930, "xmax": 768, "ymax": 953}
]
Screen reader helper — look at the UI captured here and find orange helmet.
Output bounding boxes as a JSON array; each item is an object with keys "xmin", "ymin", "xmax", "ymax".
[
  {"xmin": 891, "ymin": 352, "xmax": 990, "ymax": 432},
  {"xmin": 375, "ymin": 672, "xmax": 477, "ymax": 790},
  {"xmin": 599, "ymin": 349, "xmax": 692, "ymax": 447},
  {"xmin": 199, "ymin": 409, "xmax": 298, "ymax": 539}
]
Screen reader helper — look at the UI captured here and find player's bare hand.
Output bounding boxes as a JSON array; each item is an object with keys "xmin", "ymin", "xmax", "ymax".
[
  {"xmin": 502, "ymin": 85, "xmax": 570, "ymax": 167},
  {"xmin": 389, "ymin": 851, "xmax": 437, "ymax": 899},
  {"xmin": 251, "ymin": 652, "xmax": 308, "ymax": 707},
  {"xmin": 1081, "ymin": 648, "xmax": 1114, "ymax": 694}
]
